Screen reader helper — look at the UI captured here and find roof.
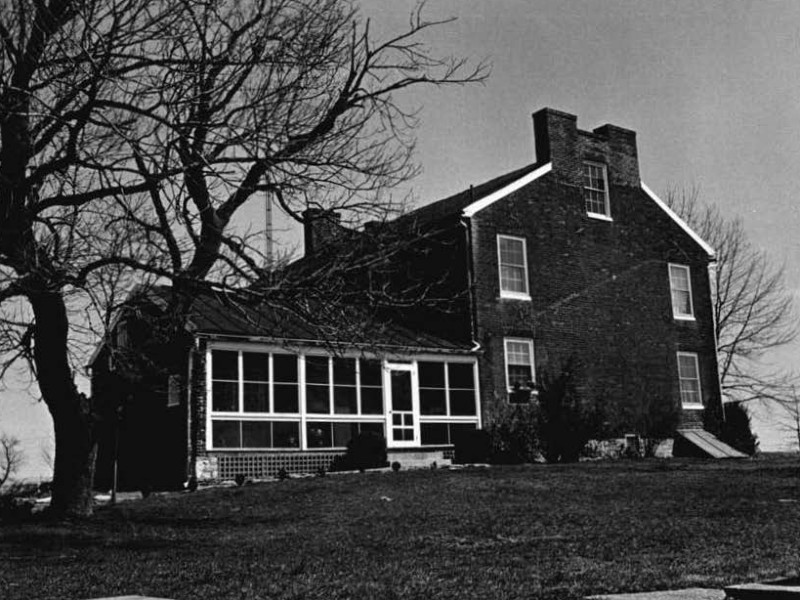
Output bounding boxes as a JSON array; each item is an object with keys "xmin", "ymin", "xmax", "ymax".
[
  {"xmin": 187, "ymin": 289, "xmax": 469, "ymax": 352},
  {"xmin": 98, "ymin": 286, "xmax": 471, "ymax": 356},
  {"xmin": 396, "ymin": 161, "xmax": 546, "ymax": 227}
]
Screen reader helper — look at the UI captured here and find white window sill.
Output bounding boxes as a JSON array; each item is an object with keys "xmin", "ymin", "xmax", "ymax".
[
  {"xmin": 500, "ymin": 292, "xmax": 532, "ymax": 301},
  {"xmin": 587, "ymin": 212, "xmax": 613, "ymax": 222},
  {"xmin": 673, "ymin": 314, "xmax": 696, "ymax": 322},
  {"xmin": 681, "ymin": 403, "xmax": 704, "ymax": 410}
]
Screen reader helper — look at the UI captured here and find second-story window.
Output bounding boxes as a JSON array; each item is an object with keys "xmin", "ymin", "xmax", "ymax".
[
  {"xmin": 497, "ymin": 235, "xmax": 530, "ymax": 299},
  {"xmin": 583, "ymin": 162, "xmax": 610, "ymax": 219},
  {"xmin": 669, "ymin": 264, "xmax": 694, "ymax": 319}
]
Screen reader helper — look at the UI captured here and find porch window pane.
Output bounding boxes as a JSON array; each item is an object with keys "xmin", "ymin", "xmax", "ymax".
[
  {"xmin": 360, "ymin": 359, "xmax": 382, "ymax": 386},
  {"xmin": 421, "ymin": 423, "xmax": 448, "ymax": 445},
  {"xmin": 212, "ymin": 350, "xmax": 238, "ymax": 380},
  {"xmin": 273, "ymin": 354, "xmax": 298, "ymax": 383},
  {"xmin": 448, "ymin": 363, "xmax": 475, "ymax": 390},
  {"xmin": 242, "ymin": 421, "xmax": 271, "ymax": 448},
  {"xmin": 212, "ymin": 381, "xmax": 238, "ymax": 412},
  {"xmin": 212, "ymin": 420, "xmax": 240, "ymax": 448},
  {"xmin": 359, "ymin": 422, "xmax": 385, "ymax": 438},
  {"xmin": 243, "ymin": 382, "xmax": 269, "ymax": 413},
  {"xmin": 419, "ymin": 362, "xmax": 445, "ymax": 388},
  {"xmin": 306, "ymin": 422, "xmax": 332, "ymax": 448},
  {"xmin": 306, "ymin": 356, "xmax": 329, "ymax": 384},
  {"xmin": 306, "ymin": 385, "xmax": 329, "ymax": 414},
  {"xmin": 273, "ymin": 421, "xmax": 300, "ymax": 448},
  {"xmin": 333, "ymin": 358, "xmax": 356, "ymax": 384},
  {"xmin": 361, "ymin": 387, "xmax": 383, "ymax": 414},
  {"xmin": 273, "ymin": 383, "xmax": 299, "ymax": 413},
  {"xmin": 450, "ymin": 389, "xmax": 477, "ymax": 416},
  {"xmin": 243, "ymin": 352, "xmax": 269, "ymax": 382},
  {"xmin": 334, "ymin": 385, "xmax": 357, "ymax": 414},
  {"xmin": 420, "ymin": 388, "xmax": 446, "ymax": 415},
  {"xmin": 333, "ymin": 422, "xmax": 358, "ymax": 447}
]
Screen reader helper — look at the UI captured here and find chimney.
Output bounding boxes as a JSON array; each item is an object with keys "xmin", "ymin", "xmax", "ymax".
[
  {"xmin": 532, "ymin": 107, "xmax": 640, "ymax": 187},
  {"xmin": 303, "ymin": 208, "xmax": 343, "ymax": 257},
  {"xmin": 533, "ymin": 108, "xmax": 580, "ymax": 184},
  {"xmin": 591, "ymin": 123, "xmax": 639, "ymax": 186}
]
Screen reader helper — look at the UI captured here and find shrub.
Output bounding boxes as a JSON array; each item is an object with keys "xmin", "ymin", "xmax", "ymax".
[
  {"xmin": 485, "ymin": 403, "xmax": 540, "ymax": 464},
  {"xmin": 329, "ymin": 431, "xmax": 388, "ymax": 472},
  {"xmin": 453, "ymin": 428, "xmax": 491, "ymax": 464},
  {"xmin": 537, "ymin": 358, "xmax": 603, "ymax": 463},
  {"xmin": 719, "ymin": 401, "xmax": 759, "ymax": 456}
]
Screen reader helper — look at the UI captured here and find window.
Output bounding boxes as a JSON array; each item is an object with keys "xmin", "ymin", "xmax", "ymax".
[
  {"xmin": 212, "ymin": 420, "xmax": 300, "ymax": 449},
  {"xmin": 669, "ymin": 264, "xmax": 694, "ymax": 319},
  {"xmin": 583, "ymin": 162, "xmax": 610, "ymax": 218},
  {"xmin": 304, "ymin": 355, "xmax": 385, "ymax": 416},
  {"xmin": 677, "ymin": 352, "xmax": 703, "ymax": 408},
  {"xmin": 497, "ymin": 235, "xmax": 530, "ymax": 299},
  {"xmin": 418, "ymin": 361, "xmax": 477, "ymax": 417},
  {"xmin": 306, "ymin": 421, "xmax": 385, "ymax": 449},
  {"xmin": 504, "ymin": 338, "xmax": 535, "ymax": 402},
  {"xmin": 209, "ymin": 349, "xmax": 301, "ymax": 450},
  {"xmin": 167, "ymin": 375, "xmax": 180, "ymax": 408},
  {"xmin": 420, "ymin": 422, "xmax": 477, "ymax": 446}
]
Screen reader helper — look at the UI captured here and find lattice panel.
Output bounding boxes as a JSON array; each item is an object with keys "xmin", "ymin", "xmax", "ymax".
[{"xmin": 216, "ymin": 452, "xmax": 344, "ymax": 480}]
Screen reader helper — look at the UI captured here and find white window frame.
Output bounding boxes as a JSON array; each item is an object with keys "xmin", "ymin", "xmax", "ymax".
[
  {"xmin": 677, "ymin": 352, "xmax": 703, "ymax": 409},
  {"xmin": 497, "ymin": 235, "xmax": 531, "ymax": 300},
  {"xmin": 205, "ymin": 343, "xmax": 481, "ymax": 451},
  {"xmin": 668, "ymin": 263, "xmax": 695, "ymax": 320},
  {"xmin": 503, "ymin": 338, "xmax": 536, "ymax": 395},
  {"xmin": 583, "ymin": 161, "xmax": 612, "ymax": 220}
]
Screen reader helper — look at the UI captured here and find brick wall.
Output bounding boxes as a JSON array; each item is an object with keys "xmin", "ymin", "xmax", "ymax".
[{"xmin": 471, "ymin": 110, "xmax": 722, "ymax": 437}]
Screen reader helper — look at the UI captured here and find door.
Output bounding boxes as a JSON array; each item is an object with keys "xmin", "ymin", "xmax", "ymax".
[{"xmin": 386, "ymin": 363, "xmax": 418, "ymax": 447}]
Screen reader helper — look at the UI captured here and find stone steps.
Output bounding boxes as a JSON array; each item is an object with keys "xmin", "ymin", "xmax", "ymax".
[{"xmin": 386, "ymin": 450, "xmax": 451, "ymax": 469}]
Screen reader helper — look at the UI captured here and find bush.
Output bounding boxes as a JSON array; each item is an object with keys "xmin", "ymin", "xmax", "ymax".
[
  {"xmin": 719, "ymin": 401, "xmax": 759, "ymax": 456},
  {"xmin": 537, "ymin": 358, "xmax": 603, "ymax": 463},
  {"xmin": 453, "ymin": 428, "xmax": 491, "ymax": 464},
  {"xmin": 329, "ymin": 431, "xmax": 388, "ymax": 472},
  {"xmin": 485, "ymin": 403, "xmax": 540, "ymax": 464}
]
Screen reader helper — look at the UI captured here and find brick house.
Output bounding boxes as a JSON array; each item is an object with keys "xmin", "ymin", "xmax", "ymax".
[{"xmin": 92, "ymin": 107, "xmax": 734, "ymax": 490}]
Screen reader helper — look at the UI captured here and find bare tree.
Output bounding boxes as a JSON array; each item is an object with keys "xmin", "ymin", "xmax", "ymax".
[
  {"xmin": 667, "ymin": 189, "xmax": 798, "ymax": 405},
  {"xmin": 0, "ymin": 0, "xmax": 487, "ymax": 516},
  {"xmin": 0, "ymin": 435, "xmax": 23, "ymax": 489}
]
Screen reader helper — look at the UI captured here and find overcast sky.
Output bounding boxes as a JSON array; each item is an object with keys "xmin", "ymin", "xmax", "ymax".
[{"xmin": 3, "ymin": 1, "xmax": 799, "ymax": 480}]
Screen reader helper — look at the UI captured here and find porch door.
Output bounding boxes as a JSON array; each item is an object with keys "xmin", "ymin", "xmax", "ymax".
[{"xmin": 386, "ymin": 364, "xmax": 418, "ymax": 447}]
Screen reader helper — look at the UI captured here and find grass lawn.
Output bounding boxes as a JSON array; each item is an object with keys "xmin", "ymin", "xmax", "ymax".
[{"xmin": 2, "ymin": 457, "xmax": 800, "ymax": 600}]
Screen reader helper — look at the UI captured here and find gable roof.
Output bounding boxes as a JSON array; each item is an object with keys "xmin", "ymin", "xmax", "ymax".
[
  {"xmin": 396, "ymin": 161, "xmax": 547, "ymax": 227},
  {"xmin": 641, "ymin": 183, "xmax": 716, "ymax": 258}
]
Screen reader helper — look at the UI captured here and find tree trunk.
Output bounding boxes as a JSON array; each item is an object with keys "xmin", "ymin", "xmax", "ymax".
[{"xmin": 30, "ymin": 290, "xmax": 96, "ymax": 517}]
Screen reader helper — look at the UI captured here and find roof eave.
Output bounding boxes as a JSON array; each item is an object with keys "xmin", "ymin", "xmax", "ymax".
[
  {"xmin": 641, "ymin": 182, "xmax": 716, "ymax": 258},
  {"xmin": 461, "ymin": 162, "xmax": 553, "ymax": 217}
]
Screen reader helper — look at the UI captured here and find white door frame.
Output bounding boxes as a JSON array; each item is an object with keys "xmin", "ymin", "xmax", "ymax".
[{"xmin": 385, "ymin": 362, "xmax": 419, "ymax": 448}]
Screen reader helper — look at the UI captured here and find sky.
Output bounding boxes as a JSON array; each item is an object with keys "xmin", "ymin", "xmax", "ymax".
[{"xmin": 2, "ymin": 0, "xmax": 800, "ymax": 480}]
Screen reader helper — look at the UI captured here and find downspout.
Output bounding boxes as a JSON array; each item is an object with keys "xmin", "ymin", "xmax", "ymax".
[
  {"xmin": 460, "ymin": 210, "xmax": 480, "ymax": 352},
  {"xmin": 708, "ymin": 259, "xmax": 726, "ymax": 425},
  {"xmin": 185, "ymin": 337, "xmax": 197, "ymax": 489}
]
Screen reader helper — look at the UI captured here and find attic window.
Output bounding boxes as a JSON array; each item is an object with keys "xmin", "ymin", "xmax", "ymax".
[{"xmin": 583, "ymin": 162, "xmax": 611, "ymax": 219}]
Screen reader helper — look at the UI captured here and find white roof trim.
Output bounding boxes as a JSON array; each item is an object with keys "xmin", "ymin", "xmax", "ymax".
[
  {"xmin": 641, "ymin": 182, "xmax": 715, "ymax": 258},
  {"xmin": 462, "ymin": 163, "xmax": 552, "ymax": 217}
]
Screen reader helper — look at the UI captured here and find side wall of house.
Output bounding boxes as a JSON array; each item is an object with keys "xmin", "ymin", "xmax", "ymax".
[{"xmin": 471, "ymin": 110, "xmax": 721, "ymax": 438}]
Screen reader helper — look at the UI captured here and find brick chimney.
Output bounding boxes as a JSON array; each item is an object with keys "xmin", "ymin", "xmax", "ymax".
[
  {"xmin": 532, "ymin": 107, "xmax": 640, "ymax": 187},
  {"xmin": 303, "ymin": 208, "xmax": 343, "ymax": 257}
]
